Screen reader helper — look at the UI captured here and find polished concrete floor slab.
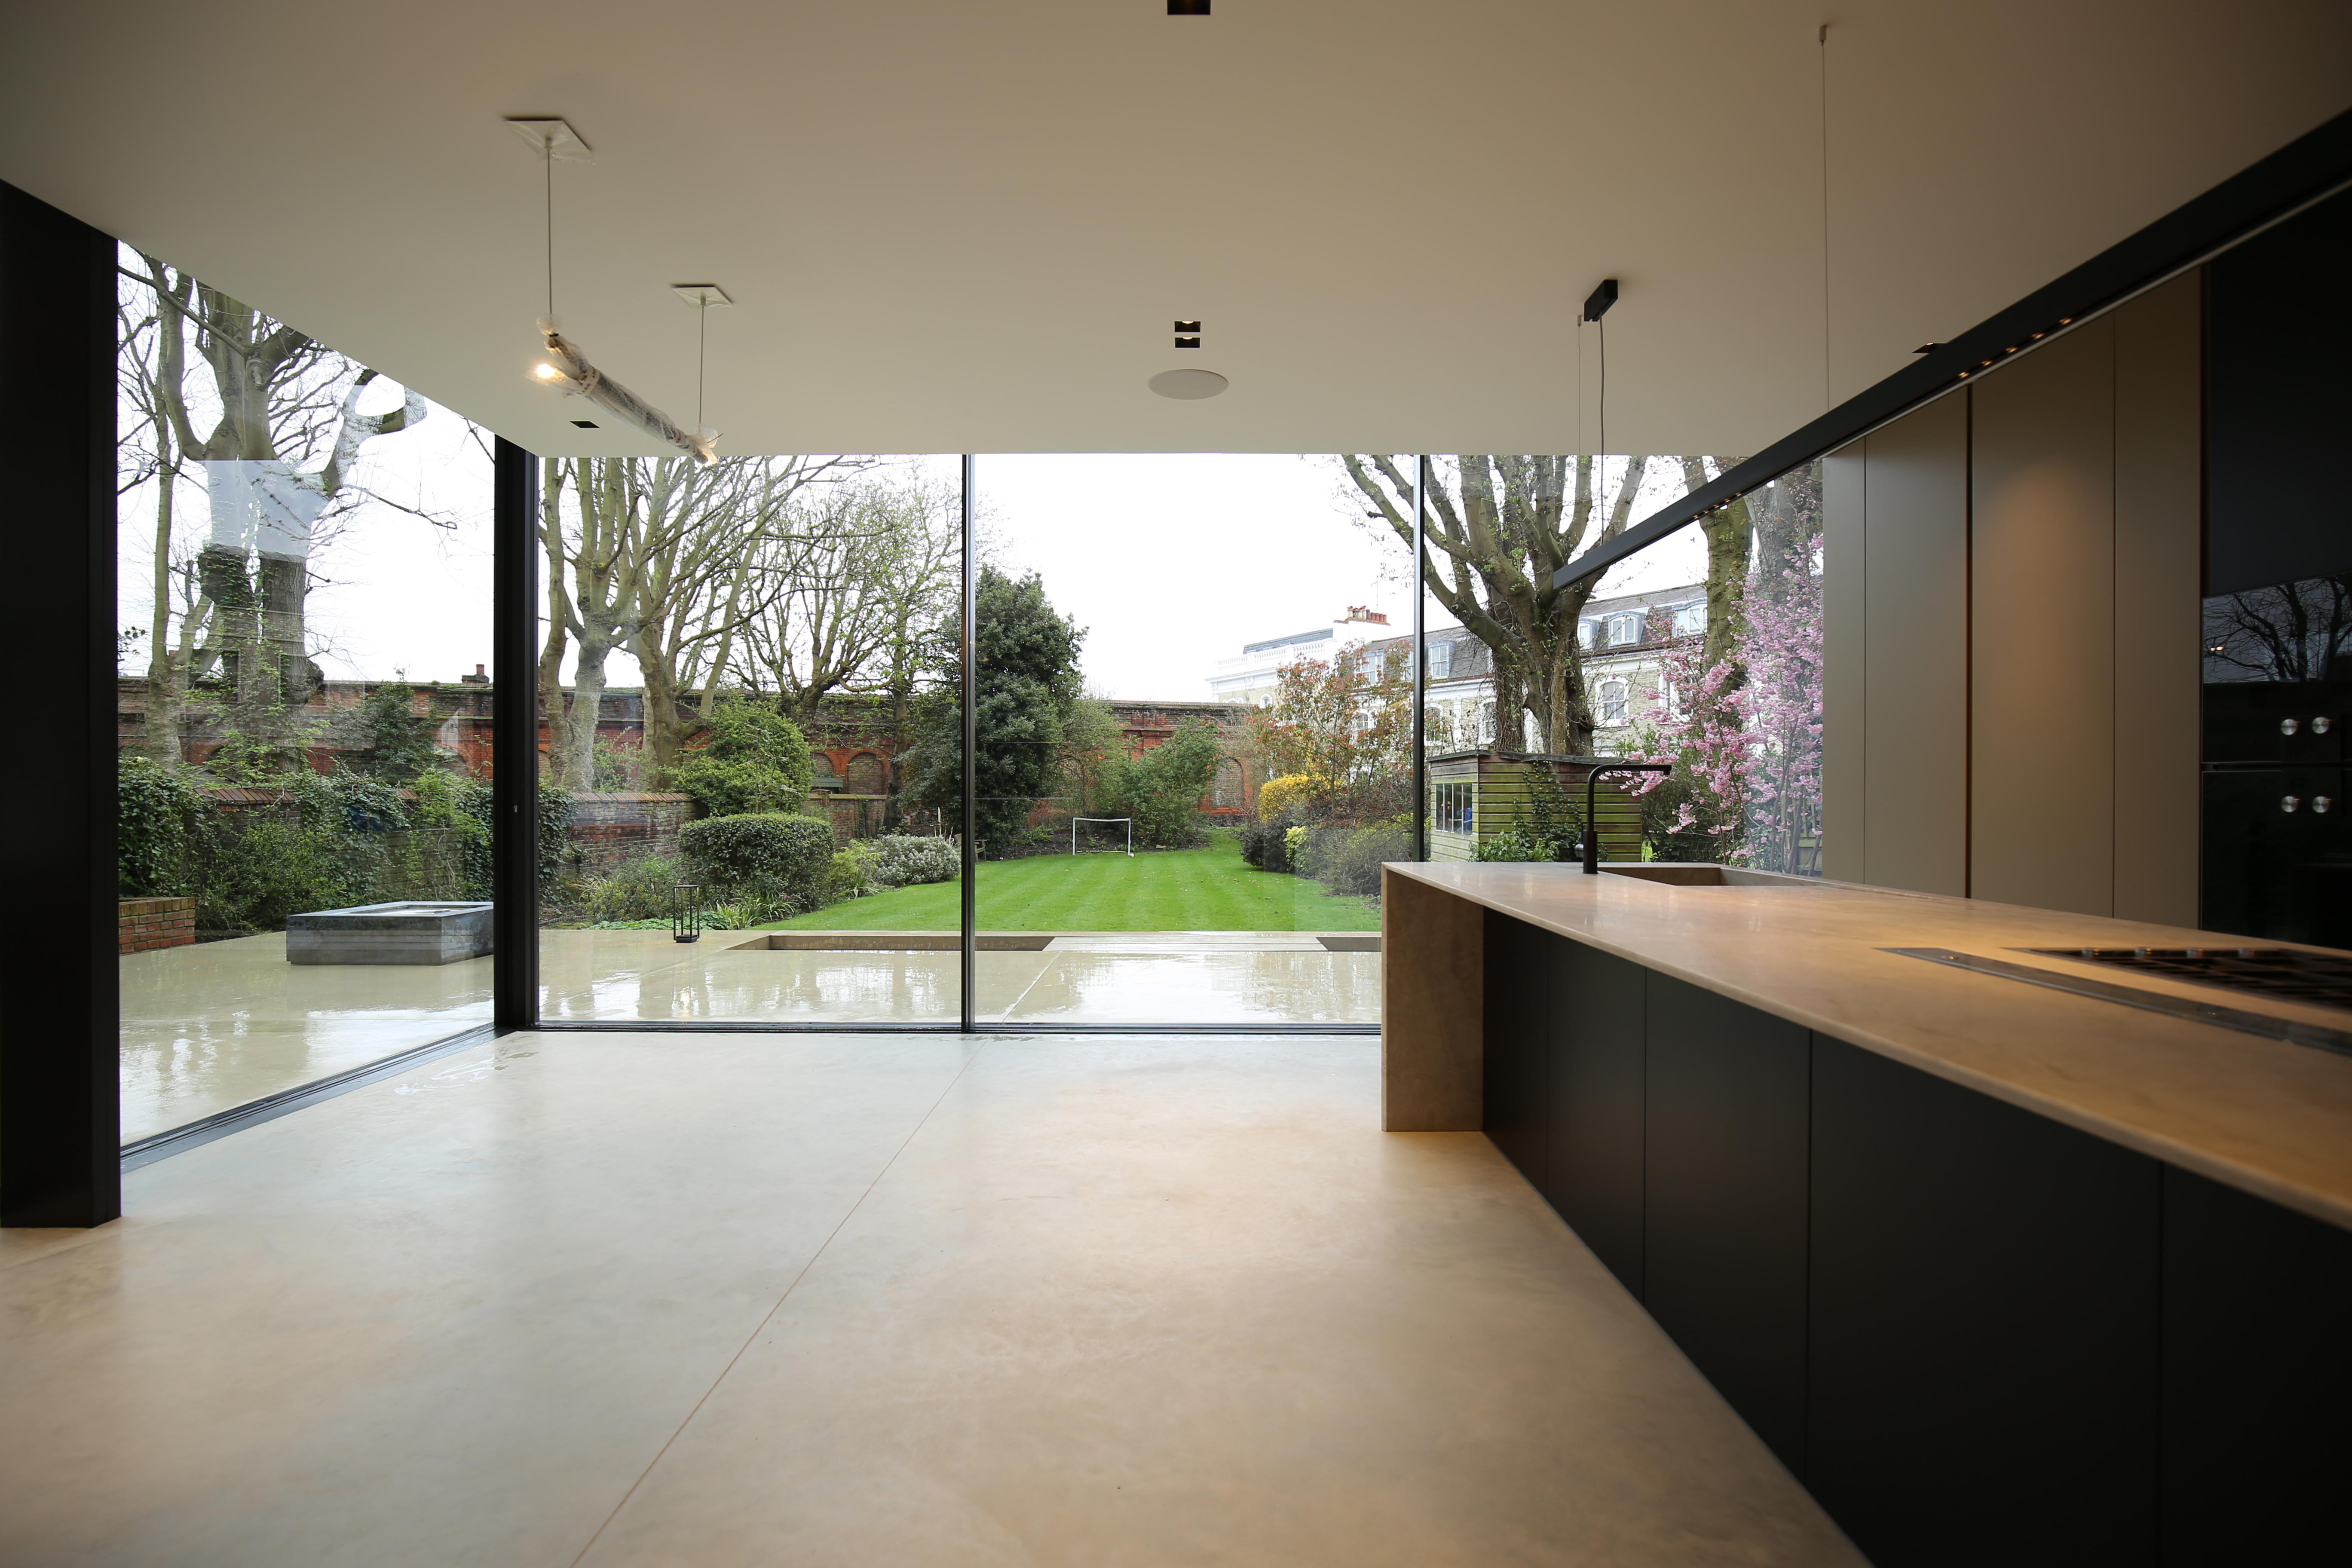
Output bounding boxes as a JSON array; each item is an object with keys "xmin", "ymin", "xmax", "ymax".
[
  {"xmin": 9, "ymin": 1032, "xmax": 1862, "ymax": 1568},
  {"xmin": 122, "ymin": 933, "xmax": 1380, "ymax": 1141}
]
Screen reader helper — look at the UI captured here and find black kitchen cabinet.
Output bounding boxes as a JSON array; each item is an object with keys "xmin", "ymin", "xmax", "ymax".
[
  {"xmin": 1481, "ymin": 919, "xmax": 1646, "ymax": 1295},
  {"xmin": 1807, "ymin": 1037, "xmax": 2161, "ymax": 1568},
  {"xmin": 1543, "ymin": 936, "xmax": 1647, "ymax": 1295},
  {"xmin": 2159, "ymin": 1165, "xmax": 2352, "ymax": 1565},
  {"xmin": 1482, "ymin": 910, "xmax": 1550, "ymax": 1189},
  {"xmin": 1642, "ymin": 975, "xmax": 1810, "ymax": 1475}
]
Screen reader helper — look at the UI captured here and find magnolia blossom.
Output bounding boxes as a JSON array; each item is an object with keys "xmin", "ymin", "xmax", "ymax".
[{"xmin": 1627, "ymin": 515, "xmax": 1825, "ymax": 873}]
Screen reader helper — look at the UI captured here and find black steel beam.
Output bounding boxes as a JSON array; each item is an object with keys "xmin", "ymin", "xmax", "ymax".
[
  {"xmin": 0, "ymin": 182, "xmax": 120, "ymax": 1225},
  {"xmin": 960, "ymin": 454, "xmax": 978, "ymax": 1032},
  {"xmin": 1556, "ymin": 104, "xmax": 2352, "ymax": 590},
  {"xmin": 493, "ymin": 438, "xmax": 540, "ymax": 1031}
]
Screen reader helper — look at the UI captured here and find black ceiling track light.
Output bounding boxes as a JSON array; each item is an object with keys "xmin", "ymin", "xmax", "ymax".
[
  {"xmin": 1582, "ymin": 278, "xmax": 1619, "ymax": 323},
  {"xmin": 1175, "ymin": 318, "xmax": 1202, "ymax": 349},
  {"xmin": 1169, "ymin": 0, "xmax": 1209, "ymax": 13}
]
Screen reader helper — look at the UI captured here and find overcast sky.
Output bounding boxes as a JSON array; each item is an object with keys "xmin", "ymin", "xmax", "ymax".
[{"xmin": 119, "ymin": 386, "xmax": 1712, "ymax": 701}]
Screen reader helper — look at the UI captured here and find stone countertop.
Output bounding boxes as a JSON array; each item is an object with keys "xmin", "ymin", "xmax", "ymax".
[{"xmin": 1388, "ymin": 861, "xmax": 2352, "ymax": 1231}]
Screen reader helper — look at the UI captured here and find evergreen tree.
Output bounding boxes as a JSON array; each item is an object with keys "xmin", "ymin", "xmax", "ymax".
[{"xmin": 905, "ymin": 567, "xmax": 1084, "ymax": 853}]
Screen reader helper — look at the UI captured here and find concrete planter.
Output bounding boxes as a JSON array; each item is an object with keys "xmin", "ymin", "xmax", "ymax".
[{"xmin": 285, "ymin": 900, "xmax": 494, "ymax": 965}]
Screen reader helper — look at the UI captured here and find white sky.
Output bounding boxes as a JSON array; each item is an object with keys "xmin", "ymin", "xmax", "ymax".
[{"xmin": 119, "ymin": 392, "xmax": 1713, "ymax": 701}]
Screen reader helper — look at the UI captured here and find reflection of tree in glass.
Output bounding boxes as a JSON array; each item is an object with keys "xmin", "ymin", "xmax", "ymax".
[
  {"xmin": 2201, "ymin": 576, "xmax": 2352, "ymax": 684},
  {"xmin": 119, "ymin": 251, "xmax": 443, "ymax": 766}
]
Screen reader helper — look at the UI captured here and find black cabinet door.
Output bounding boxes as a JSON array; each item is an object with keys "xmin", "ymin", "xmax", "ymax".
[
  {"xmin": 1544, "ymin": 936, "xmax": 1648, "ymax": 1295},
  {"xmin": 1482, "ymin": 910, "xmax": 1548, "ymax": 1188},
  {"xmin": 1808, "ymin": 1038, "xmax": 2160, "ymax": 1568},
  {"xmin": 2159, "ymin": 1165, "xmax": 2352, "ymax": 1565},
  {"xmin": 1642, "ymin": 976, "xmax": 1810, "ymax": 1475}
]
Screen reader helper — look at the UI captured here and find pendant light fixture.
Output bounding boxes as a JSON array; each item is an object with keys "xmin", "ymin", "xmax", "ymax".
[{"xmin": 507, "ymin": 116, "xmax": 720, "ymax": 465}]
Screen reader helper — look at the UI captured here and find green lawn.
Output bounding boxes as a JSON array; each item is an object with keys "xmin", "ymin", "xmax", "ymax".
[{"xmin": 762, "ymin": 843, "xmax": 1382, "ymax": 932}]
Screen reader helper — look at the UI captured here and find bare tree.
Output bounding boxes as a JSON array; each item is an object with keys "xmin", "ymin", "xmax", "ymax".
[
  {"xmin": 730, "ymin": 473, "xmax": 960, "ymax": 720},
  {"xmin": 536, "ymin": 453, "xmax": 868, "ymax": 788},
  {"xmin": 1344, "ymin": 455, "xmax": 1658, "ymax": 754}
]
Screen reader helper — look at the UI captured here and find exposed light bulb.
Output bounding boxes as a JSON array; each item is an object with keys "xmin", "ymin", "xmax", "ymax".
[{"xmin": 533, "ymin": 362, "xmax": 564, "ymax": 380}]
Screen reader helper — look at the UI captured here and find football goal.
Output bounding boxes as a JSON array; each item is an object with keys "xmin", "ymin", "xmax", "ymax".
[{"xmin": 1069, "ymin": 817, "xmax": 1135, "ymax": 856}]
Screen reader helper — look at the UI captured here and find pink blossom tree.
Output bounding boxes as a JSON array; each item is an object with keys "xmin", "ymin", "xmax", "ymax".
[{"xmin": 1626, "ymin": 464, "xmax": 1823, "ymax": 872}]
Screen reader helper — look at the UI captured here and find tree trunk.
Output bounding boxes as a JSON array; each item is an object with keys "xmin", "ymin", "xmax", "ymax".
[{"xmin": 535, "ymin": 463, "xmax": 571, "ymax": 781}]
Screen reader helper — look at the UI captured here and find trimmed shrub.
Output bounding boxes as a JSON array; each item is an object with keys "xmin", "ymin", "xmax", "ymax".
[
  {"xmin": 669, "ymin": 699, "xmax": 815, "ymax": 817},
  {"xmin": 679, "ymin": 812, "xmax": 836, "ymax": 905},
  {"xmin": 862, "ymin": 834, "xmax": 960, "ymax": 889}
]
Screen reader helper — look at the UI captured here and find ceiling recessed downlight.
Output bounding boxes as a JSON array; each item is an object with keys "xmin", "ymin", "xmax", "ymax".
[{"xmin": 1148, "ymin": 368, "xmax": 1228, "ymax": 399}]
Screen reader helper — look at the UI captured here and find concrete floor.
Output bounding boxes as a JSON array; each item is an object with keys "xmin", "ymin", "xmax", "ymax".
[
  {"xmin": 3, "ymin": 1032, "xmax": 1863, "ymax": 1568},
  {"xmin": 121, "ymin": 931, "xmax": 1381, "ymax": 1142}
]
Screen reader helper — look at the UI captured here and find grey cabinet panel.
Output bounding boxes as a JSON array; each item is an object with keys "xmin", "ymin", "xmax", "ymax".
[
  {"xmin": 1642, "ymin": 975, "xmax": 1810, "ymax": 1475},
  {"xmin": 1808, "ymin": 1037, "xmax": 2159, "ymax": 1568},
  {"xmin": 2159, "ymin": 1165, "xmax": 2352, "ymax": 1565}
]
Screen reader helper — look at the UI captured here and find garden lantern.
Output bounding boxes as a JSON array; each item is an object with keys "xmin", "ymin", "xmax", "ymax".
[{"xmin": 671, "ymin": 884, "xmax": 703, "ymax": 944}]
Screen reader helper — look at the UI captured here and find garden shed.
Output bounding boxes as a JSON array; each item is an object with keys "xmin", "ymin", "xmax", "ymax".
[{"xmin": 1425, "ymin": 751, "xmax": 1646, "ymax": 865}]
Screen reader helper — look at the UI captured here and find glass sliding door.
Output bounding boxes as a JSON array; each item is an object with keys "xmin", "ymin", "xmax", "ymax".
[
  {"xmin": 960, "ymin": 454, "xmax": 1404, "ymax": 1027},
  {"xmin": 533, "ymin": 455, "xmax": 965, "ymax": 1025},
  {"xmin": 115, "ymin": 247, "xmax": 496, "ymax": 1142}
]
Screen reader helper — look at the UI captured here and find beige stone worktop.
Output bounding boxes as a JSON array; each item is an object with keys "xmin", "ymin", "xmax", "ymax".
[{"xmin": 1386, "ymin": 861, "xmax": 2352, "ymax": 1232}]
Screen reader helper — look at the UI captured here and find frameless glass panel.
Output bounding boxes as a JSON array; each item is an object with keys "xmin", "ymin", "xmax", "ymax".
[
  {"xmin": 533, "ymin": 455, "xmax": 964, "ymax": 1024},
  {"xmin": 961, "ymin": 454, "xmax": 1402, "ymax": 1027},
  {"xmin": 115, "ymin": 246, "xmax": 495, "ymax": 1142},
  {"xmin": 1574, "ymin": 455, "xmax": 1827, "ymax": 875}
]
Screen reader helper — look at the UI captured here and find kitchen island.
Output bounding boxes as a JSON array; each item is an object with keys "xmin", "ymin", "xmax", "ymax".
[{"xmin": 1382, "ymin": 861, "xmax": 2352, "ymax": 1568}]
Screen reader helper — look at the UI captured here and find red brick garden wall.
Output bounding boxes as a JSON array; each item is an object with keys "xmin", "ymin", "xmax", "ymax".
[{"xmin": 119, "ymin": 897, "xmax": 194, "ymax": 954}]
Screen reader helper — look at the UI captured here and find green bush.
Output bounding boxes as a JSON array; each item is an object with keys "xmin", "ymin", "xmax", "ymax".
[
  {"xmin": 862, "ymin": 834, "xmax": 960, "ymax": 888},
  {"xmin": 669, "ymin": 699, "xmax": 815, "ymax": 817},
  {"xmin": 1101, "ymin": 718, "xmax": 1221, "ymax": 848},
  {"xmin": 1238, "ymin": 816, "xmax": 1292, "ymax": 872},
  {"xmin": 679, "ymin": 812, "xmax": 836, "ymax": 906},
  {"xmin": 119, "ymin": 756, "xmax": 204, "ymax": 895},
  {"xmin": 823, "ymin": 848, "xmax": 876, "ymax": 905},
  {"xmin": 1292, "ymin": 821, "xmax": 1409, "ymax": 897},
  {"xmin": 580, "ymin": 853, "xmax": 691, "ymax": 923}
]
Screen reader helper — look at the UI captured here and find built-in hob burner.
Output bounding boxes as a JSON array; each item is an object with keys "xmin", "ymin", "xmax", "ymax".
[
  {"xmin": 2022, "ymin": 947, "xmax": 2352, "ymax": 1011},
  {"xmin": 1884, "ymin": 947, "xmax": 2352, "ymax": 1057}
]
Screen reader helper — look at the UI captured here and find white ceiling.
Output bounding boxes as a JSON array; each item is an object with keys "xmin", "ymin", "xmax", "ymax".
[{"xmin": 3, "ymin": 0, "xmax": 2346, "ymax": 456}]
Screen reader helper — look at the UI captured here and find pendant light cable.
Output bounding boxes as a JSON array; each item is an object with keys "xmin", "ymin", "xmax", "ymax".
[
  {"xmin": 544, "ymin": 141, "xmax": 555, "ymax": 322},
  {"xmin": 697, "ymin": 300, "xmax": 707, "ymax": 433},
  {"xmin": 1819, "ymin": 21, "xmax": 1832, "ymax": 412}
]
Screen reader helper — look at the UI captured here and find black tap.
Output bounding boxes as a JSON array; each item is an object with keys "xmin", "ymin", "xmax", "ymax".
[{"xmin": 1582, "ymin": 763, "xmax": 1673, "ymax": 873}]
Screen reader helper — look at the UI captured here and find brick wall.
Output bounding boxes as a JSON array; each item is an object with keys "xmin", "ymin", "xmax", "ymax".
[
  {"xmin": 565, "ymin": 793, "xmax": 693, "ymax": 874},
  {"xmin": 119, "ymin": 897, "xmax": 195, "ymax": 954}
]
